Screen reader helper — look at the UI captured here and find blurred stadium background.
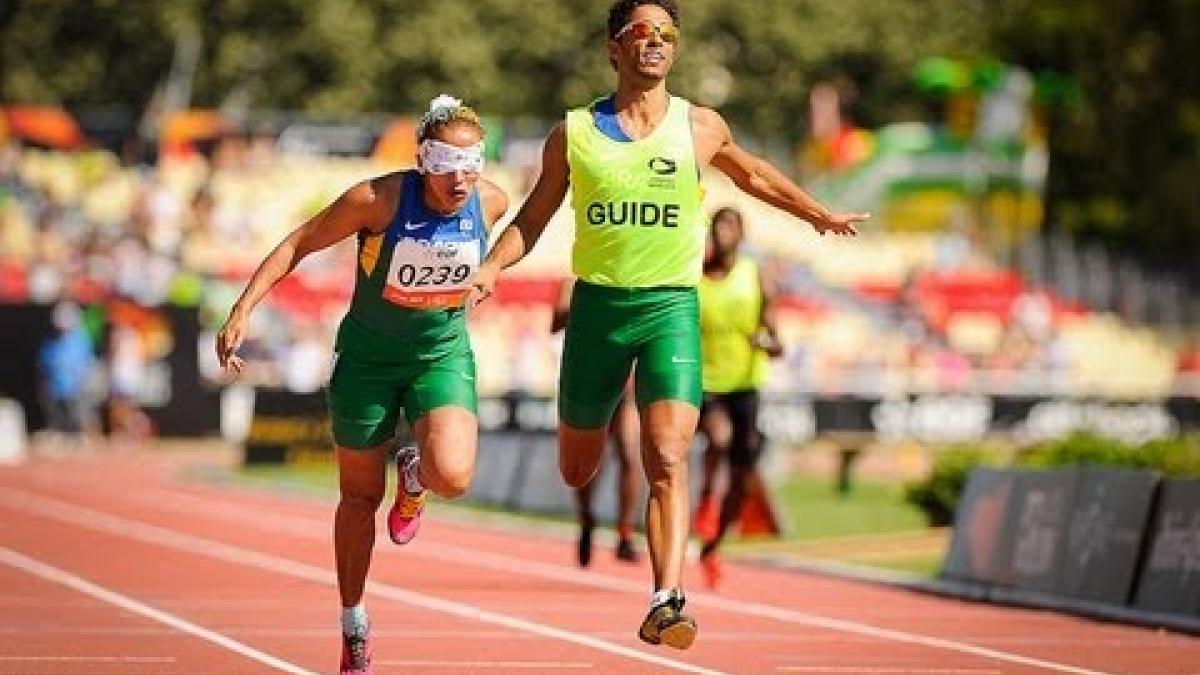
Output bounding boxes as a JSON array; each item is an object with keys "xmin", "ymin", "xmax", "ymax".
[{"xmin": 2, "ymin": 0, "xmax": 1199, "ymax": 575}]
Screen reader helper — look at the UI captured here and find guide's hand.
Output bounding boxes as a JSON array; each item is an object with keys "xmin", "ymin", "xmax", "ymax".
[
  {"xmin": 216, "ymin": 312, "xmax": 247, "ymax": 375},
  {"xmin": 813, "ymin": 212, "xmax": 870, "ymax": 236},
  {"xmin": 467, "ymin": 264, "xmax": 499, "ymax": 310}
]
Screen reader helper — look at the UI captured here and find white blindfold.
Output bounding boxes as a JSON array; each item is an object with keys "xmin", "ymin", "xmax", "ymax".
[{"xmin": 418, "ymin": 139, "xmax": 485, "ymax": 175}]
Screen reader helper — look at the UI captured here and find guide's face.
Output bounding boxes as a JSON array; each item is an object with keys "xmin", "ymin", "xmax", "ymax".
[{"xmin": 608, "ymin": 4, "xmax": 678, "ymax": 82}]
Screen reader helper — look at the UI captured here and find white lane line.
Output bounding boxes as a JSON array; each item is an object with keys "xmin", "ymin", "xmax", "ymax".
[
  {"xmin": 85, "ymin": 484, "xmax": 1134, "ymax": 675},
  {"xmin": 0, "ymin": 625, "xmax": 845, "ymax": 642},
  {"xmin": 0, "ymin": 656, "xmax": 176, "ymax": 663},
  {"xmin": 0, "ymin": 547, "xmax": 317, "ymax": 675},
  {"xmin": 778, "ymin": 669, "xmax": 1001, "ymax": 674},
  {"xmin": 0, "ymin": 490, "xmax": 729, "ymax": 675},
  {"xmin": 413, "ymin": 545, "xmax": 1124, "ymax": 675},
  {"xmin": 376, "ymin": 661, "xmax": 592, "ymax": 669}
]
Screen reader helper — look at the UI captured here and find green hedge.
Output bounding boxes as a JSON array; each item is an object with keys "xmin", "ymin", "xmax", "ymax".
[
  {"xmin": 904, "ymin": 433, "xmax": 1200, "ymax": 526},
  {"xmin": 903, "ymin": 446, "xmax": 1004, "ymax": 526}
]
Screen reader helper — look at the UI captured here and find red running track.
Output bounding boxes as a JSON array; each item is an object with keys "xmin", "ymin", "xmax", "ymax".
[{"xmin": 0, "ymin": 448, "xmax": 1196, "ymax": 675}]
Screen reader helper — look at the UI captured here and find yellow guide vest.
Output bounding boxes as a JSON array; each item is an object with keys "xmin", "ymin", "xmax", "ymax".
[
  {"xmin": 566, "ymin": 95, "xmax": 705, "ymax": 287},
  {"xmin": 698, "ymin": 256, "xmax": 769, "ymax": 392}
]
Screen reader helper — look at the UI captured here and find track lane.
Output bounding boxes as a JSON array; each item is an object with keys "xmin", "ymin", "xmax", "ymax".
[{"xmin": 3, "ymin": 452, "xmax": 1198, "ymax": 674}]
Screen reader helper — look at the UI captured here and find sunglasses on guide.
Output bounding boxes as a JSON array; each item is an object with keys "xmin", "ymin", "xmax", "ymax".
[{"xmin": 614, "ymin": 19, "xmax": 679, "ymax": 44}]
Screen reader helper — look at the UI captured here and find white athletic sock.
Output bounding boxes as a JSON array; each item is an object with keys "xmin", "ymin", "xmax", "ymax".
[
  {"xmin": 650, "ymin": 589, "xmax": 673, "ymax": 609},
  {"xmin": 341, "ymin": 604, "xmax": 368, "ymax": 638},
  {"xmin": 400, "ymin": 446, "xmax": 424, "ymax": 495}
]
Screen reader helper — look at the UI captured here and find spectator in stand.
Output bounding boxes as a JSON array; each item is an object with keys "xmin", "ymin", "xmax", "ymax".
[
  {"xmin": 105, "ymin": 302, "xmax": 157, "ymax": 447},
  {"xmin": 37, "ymin": 301, "xmax": 95, "ymax": 446},
  {"xmin": 1013, "ymin": 288, "xmax": 1054, "ymax": 342},
  {"xmin": 280, "ymin": 319, "xmax": 329, "ymax": 395},
  {"xmin": 1174, "ymin": 336, "xmax": 1200, "ymax": 396},
  {"xmin": 0, "ymin": 193, "xmax": 34, "ymax": 268},
  {"xmin": 1180, "ymin": 338, "xmax": 1200, "ymax": 373},
  {"xmin": 28, "ymin": 208, "xmax": 70, "ymax": 303},
  {"xmin": 181, "ymin": 187, "xmax": 226, "ymax": 275}
]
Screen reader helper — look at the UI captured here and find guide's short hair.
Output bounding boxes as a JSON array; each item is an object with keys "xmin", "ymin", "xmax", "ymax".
[{"xmin": 606, "ymin": 0, "xmax": 681, "ymax": 40}]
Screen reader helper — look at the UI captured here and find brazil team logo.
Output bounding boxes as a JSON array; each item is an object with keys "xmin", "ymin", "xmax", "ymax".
[{"xmin": 648, "ymin": 157, "xmax": 677, "ymax": 175}]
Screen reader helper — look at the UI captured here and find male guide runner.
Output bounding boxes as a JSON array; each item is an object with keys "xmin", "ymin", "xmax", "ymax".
[{"xmin": 470, "ymin": 0, "xmax": 867, "ymax": 649}]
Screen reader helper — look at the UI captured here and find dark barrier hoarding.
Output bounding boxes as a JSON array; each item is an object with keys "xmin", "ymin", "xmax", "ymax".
[
  {"xmin": 993, "ymin": 469, "xmax": 1079, "ymax": 591},
  {"xmin": 943, "ymin": 467, "xmax": 1162, "ymax": 606},
  {"xmin": 936, "ymin": 467, "xmax": 1200, "ymax": 630},
  {"xmin": 941, "ymin": 467, "xmax": 1200, "ymax": 624},
  {"xmin": 1058, "ymin": 468, "xmax": 1160, "ymax": 604},
  {"xmin": 0, "ymin": 304, "xmax": 55, "ymax": 431},
  {"xmin": 464, "ymin": 432, "xmax": 542, "ymax": 507},
  {"xmin": 1133, "ymin": 478, "xmax": 1200, "ymax": 616},
  {"xmin": 145, "ymin": 306, "xmax": 220, "ymax": 437},
  {"xmin": 942, "ymin": 469, "xmax": 1018, "ymax": 584},
  {"xmin": 859, "ymin": 395, "xmax": 1192, "ymax": 445},
  {"xmin": 229, "ymin": 393, "xmax": 1199, "ymax": 442},
  {"xmin": 243, "ymin": 389, "xmax": 330, "ymax": 465},
  {"xmin": 3, "ymin": 300, "xmax": 1197, "ymax": 443},
  {"xmin": 0, "ymin": 303, "xmax": 220, "ymax": 436},
  {"xmin": 463, "ymin": 429, "xmax": 703, "ymax": 526},
  {"xmin": 476, "ymin": 394, "xmax": 1200, "ymax": 442}
]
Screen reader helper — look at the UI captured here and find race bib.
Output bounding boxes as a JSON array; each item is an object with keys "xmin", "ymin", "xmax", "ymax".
[{"xmin": 382, "ymin": 236, "xmax": 480, "ymax": 308}]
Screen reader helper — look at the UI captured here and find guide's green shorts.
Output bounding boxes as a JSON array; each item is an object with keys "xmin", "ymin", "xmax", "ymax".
[
  {"xmin": 327, "ymin": 318, "xmax": 477, "ymax": 449},
  {"xmin": 559, "ymin": 280, "xmax": 702, "ymax": 429}
]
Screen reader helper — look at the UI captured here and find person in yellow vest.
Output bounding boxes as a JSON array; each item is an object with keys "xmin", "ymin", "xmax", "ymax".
[
  {"xmin": 552, "ymin": 277, "xmax": 642, "ymax": 567},
  {"xmin": 694, "ymin": 207, "xmax": 783, "ymax": 590},
  {"xmin": 469, "ymin": 0, "xmax": 867, "ymax": 649}
]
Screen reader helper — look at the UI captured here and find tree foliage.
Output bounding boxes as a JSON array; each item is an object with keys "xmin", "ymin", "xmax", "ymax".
[
  {"xmin": 1, "ymin": 0, "xmax": 986, "ymax": 132},
  {"xmin": 3, "ymin": 0, "xmax": 1195, "ymax": 254},
  {"xmin": 990, "ymin": 0, "xmax": 1200, "ymax": 255}
]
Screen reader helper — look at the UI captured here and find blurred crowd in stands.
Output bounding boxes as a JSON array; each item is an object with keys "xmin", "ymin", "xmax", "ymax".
[{"xmin": 2, "ymin": 130, "xmax": 1198, "ymax": 444}]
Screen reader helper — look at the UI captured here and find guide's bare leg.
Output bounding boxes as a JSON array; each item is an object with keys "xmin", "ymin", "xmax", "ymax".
[
  {"xmin": 335, "ymin": 444, "xmax": 389, "ymax": 607},
  {"xmin": 611, "ymin": 397, "xmax": 644, "ymax": 551},
  {"xmin": 640, "ymin": 401, "xmax": 698, "ymax": 591},
  {"xmin": 559, "ymin": 424, "xmax": 608, "ymax": 489}
]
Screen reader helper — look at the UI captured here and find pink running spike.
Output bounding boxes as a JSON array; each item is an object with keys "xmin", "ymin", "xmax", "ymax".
[
  {"xmin": 387, "ymin": 489, "xmax": 425, "ymax": 545},
  {"xmin": 388, "ymin": 446, "xmax": 425, "ymax": 545}
]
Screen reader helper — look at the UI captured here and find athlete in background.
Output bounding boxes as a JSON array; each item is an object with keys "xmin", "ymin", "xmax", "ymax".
[{"xmin": 695, "ymin": 206, "xmax": 783, "ymax": 590}]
